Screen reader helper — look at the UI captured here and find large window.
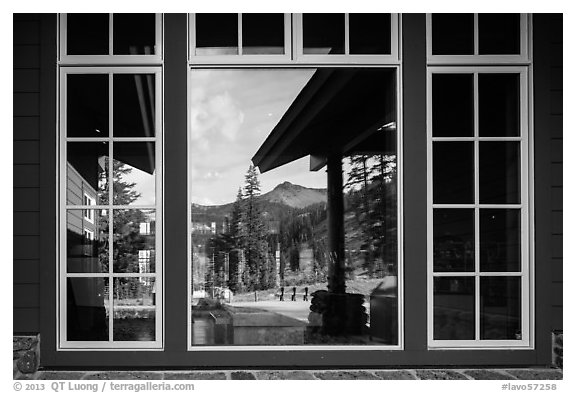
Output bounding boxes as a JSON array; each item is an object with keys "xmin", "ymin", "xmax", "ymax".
[
  {"xmin": 188, "ymin": 68, "xmax": 401, "ymax": 349},
  {"xmin": 427, "ymin": 67, "xmax": 531, "ymax": 347},
  {"xmin": 60, "ymin": 67, "xmax": 162, "ymax": 349}
]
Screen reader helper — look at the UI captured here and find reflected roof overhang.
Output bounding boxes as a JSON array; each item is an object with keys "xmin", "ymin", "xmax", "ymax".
[{"xmin": 252, "ymin": 68, "xmax": 397, "ymax": 174}]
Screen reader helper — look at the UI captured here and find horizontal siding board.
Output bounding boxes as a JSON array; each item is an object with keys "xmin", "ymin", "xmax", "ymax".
[
  {"xmin": 551, "ymin": 211, "xmax": 562, "ymax": 234},
  {"xmin": 551, "ymin": 186, "xmax": 563, "ymax": 209},
  {"xmin": 13, "ymin": 20, "xmax": 40, "ymax": 45},
  {"xmin": 551, "ymin": 257, "xmax": 563, "ymax": 282},
  {"xmin": 13, "ymin": 284, "xmax": 40, "ymax": 308},
  {"xmin": 551, "ymin": 163, "xmax": 563, "ymax": 187},
  {"xmin": 13, "ymin": 45, "xmax": 40, "ymax": 69},
  {"xmin": 550, "ymin": 139, "xmax": 563, "ymax": 163},
  {"xmin": 14, "ymin": 69, "xmax": 40, "ymax": 93},
  {"xmin": 13, "ymin": 212, "xmax": 40, "ymax": 235},
  {"xmin": 13, "ymin": 165, "xmax": 39, "ymax": 187},
  {"xmin": 549, "ymin": 115, "xmax": 563, "ymax": 139},
  {"xmin": 13, "ymin": 117, "xmax": 40, "ymax": 141},
  {"xmin": 13, "ymin": 92, "xmax": 40, "ymax": 116},
  {"xmin": 13, "ymin": 259, "xmax": 40, "ymax": 284},
  {"xmin": 13, "ymin": 188, "xmax": 40, "ymax": 211},
  {"xmin": 13, "ymin": 140, "xmax": 40, "ymax": 164},
  {"xmin": 13, "ymin": 308, "xmax": 40, "ymax": 334},
  {"xmin": 551, "ymin": 235, "xmax": 563, "ymax": 259},
  {"xmin": 13, "ymin": 236, "xmax": 40, "ymax": 260}
]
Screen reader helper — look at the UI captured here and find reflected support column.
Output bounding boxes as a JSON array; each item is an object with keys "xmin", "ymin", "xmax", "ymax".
[{"xmin": 326, "ymin": 154, "xmax": 346, "ymax": 294}]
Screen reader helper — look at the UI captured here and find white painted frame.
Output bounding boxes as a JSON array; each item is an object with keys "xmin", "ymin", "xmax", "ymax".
[
  {"xmin": 189, "ymin": 14, "xmax": 292, "ymax": 64},
  {"xmin": 426, "ymin": 66, "xmax": 533, "ymax": 349},
  {"xmin": 426, "ymin": 14, "xmax": 531, "ymax": 65},
  {"xmin": 186, "ymin": 62, "xmax": 404, "ymax": 351},
  {"xmin": 58, "ymin": 66, "xmax": 164, "ymax": 350},
  {"xmin": 59, "ymin": 14, "xmax": 163, "ymax": 65},
  {"xmin": 293, "ymin": 13, "xmax": 400, "ymax": 64}
]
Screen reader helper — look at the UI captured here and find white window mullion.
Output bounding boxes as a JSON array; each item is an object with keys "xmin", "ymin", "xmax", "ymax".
[
  {"xmin": 238, "ymin": 14, "xmax": 243, "ymax": 56},
  {"xmin": 344, "ymin": 13, "xmax": 350, "ymax": 55},
  {"xmin": 109, "ymin": 14, "xmax": 114, "ymax": 56}
]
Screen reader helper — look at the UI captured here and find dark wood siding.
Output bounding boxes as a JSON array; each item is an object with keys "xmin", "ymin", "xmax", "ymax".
[
  {"xmin": 13, "ymin": 13, "xmax": 42, "ymax": 334},
  {"xmin": 548, "ymin": 14, "xmax": 563, "ymax": 331}
]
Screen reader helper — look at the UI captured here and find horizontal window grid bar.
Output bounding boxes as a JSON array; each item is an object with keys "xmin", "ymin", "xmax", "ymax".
[
  {"xmin": 427, "ymin": 61, "xmax": 532, "ymax": 67},
  {"xmin": 432, "ymin": 272, "xmax": 524, "ymax": 276},
  {"xmin": 65, "ymin": 206, "xmax": 157, "ymax": 209},
  {"xmin": 59, "ymin": 342, "xmax": 163, "ymax": 350},
  {"xmin": 187, "ymin": 63, "xmax": 402, "ymax": 68},
  {"xmin": 66, "ymin": 138, "xmax": 157, "ymax": 142},
  {"xmin": 60, "ymin": 66, "xmax": 162, "ymax": 73},
  {"xmin": 65, "ymin": 273, "xmax": 158, "ymax": 278},
  {"xmin": 429, "ymin": 341, "xmax": 531, "ymax": 349},
  {"xmin": 432, "ymin": 204, "xmax": 522, "ymax": 209},
  {"xmin": 59, "ymin": 61, "xmax": 164, "ymax": 67},
  {"xmin": 432, "ymin": 137, "xmax": 523, "ymax": 142}
]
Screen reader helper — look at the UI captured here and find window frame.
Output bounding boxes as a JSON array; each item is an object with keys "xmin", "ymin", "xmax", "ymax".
[
  {"xmin": 189, "ymin": 13, "xmax": 292, "ymax": 64},
  {"xmin": 58, "ymin": 66, "xmax": 164, "ymax": 350},
  {"xmin": 59, "ymin": 13, "xmax": 163, "ymax": 65},
  {"xmin": 293, "ymin": 13, "xmax": 400, "ymax": 64},
  {"xmin": 186, "ymin": 64, "xmax": 405, "ymax": 352},
  {"xmin": 426, "ymin": 66, "xmax": 533, "ymax": 349},
  {"xmin": 426, "ymin": 14, "xmax": 531, "ymax": 65}
]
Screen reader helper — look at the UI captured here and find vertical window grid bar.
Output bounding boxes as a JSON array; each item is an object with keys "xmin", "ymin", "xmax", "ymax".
[
  {"xmin": 344, "ymin": 13, "xmax": 350, "ymax": 55},
  {"xmin": 238, "ymin": 13, "xmax": 243, "ymax": 56},
  {"xmin": 473, "ymin": 14, "xmax": 479, "ymax": 56},
  {"xmin": 108, "ymin": 72, "xmax": 114, "ymax": 341},
  {"xmin": 109, "ymin": 14, "xmax": 114, "ymax": 56},
  {"xmin": 473, "ymin": 71, "xmax": 480, "ymax": 340}
]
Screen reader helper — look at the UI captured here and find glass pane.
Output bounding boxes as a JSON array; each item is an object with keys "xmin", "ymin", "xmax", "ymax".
[
  {"xmin": 113, "ymin": 209, "xmax": 156, "ymax": 273},
  {"xmin": 67, "ymin": 277, "xmax": 109, "ymax": 341},
  {"xmin": 113, "ymin": 277, "xmax": 156, "ymax": 341},
  {"xmin": 190, "ymin": 69, "xmax": 399, "ymax": 346},
  {"xmin": 67, "ymin": 74, "xmax": 109, "ymax": 137},
  {"xmin": 480, "ymin": 209, "xmax": 521, "ymax": 272},
  {"xmin": 113, "ymin": 142, "xmax": 156, "ymax": 206},
  {"xmin": 479, "ymin": 142, "xmax": 520, "ymax": 204},
  {"xmin": 195, "ymin": 14, "xmax": 238, "ymax": 55},
  {"xmin": 479, "ymin": 14, "xmax": 521, "ymax": 55},
  {"xmin": 66, "ymin": 13, "xmax": 109, "ymax": 55},
  {"xmin": 434, "ymin": 277, "xmax": 475, "ymax": 340},
  {"xmin": 113, "ymin": 74, "xmax": 156, "ymax": 137},
  {"xmin": 113, "ymin": 13, "xmax": 156, "ymax": 55},
  {"xmin": 479, "ymin": 74, "xmax": 520, "ymax": 137},
  {"xmin": 433, "ymin": 209, "xmax": 474, "ymax": 272},
  {"xmin": 303, "ymin": 14, "xmax": 345, "ymax": 55},
  {"xmin": 433, "ymin": 142, "xmax": 474, "ymax": 204},
  {"xmin": 242, "ymin": 13, "xmax": 285, "ymax": 55},
  {"xmin": 67, "ymin": 209, "xmax": 109, "ymax": 273},
  {"xmin": 432, "ymin": 74, "xmax": 474, "ymax": 137},
  {"xmin": 432, "ymin": 14, "xmax": 474, "ymax": 55},
  {"xmin": 66, "ymin": 142, "xmax": 108, "ymax": 205},
  {"xmin": 349, "ymin": 13, "xmax": 391, "ymax": 55},
  {"xmin": 480, "ymin": 277, "xmax": 521, "ymax": 339}
]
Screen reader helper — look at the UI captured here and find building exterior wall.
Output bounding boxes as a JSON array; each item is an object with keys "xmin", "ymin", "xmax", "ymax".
[{"xmin": 12, "ymin": 12, "xmax": 563, "ymax": 367}]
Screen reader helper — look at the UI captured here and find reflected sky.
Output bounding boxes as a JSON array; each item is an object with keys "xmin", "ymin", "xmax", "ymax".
[{"xmin": 190, "ymin": 69, "xmax": 327, "ymax": 206}]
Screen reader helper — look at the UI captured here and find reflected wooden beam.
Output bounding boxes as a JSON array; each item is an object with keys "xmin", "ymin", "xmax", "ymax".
[{"xmin": 326, "ymin": 154, "xmax": 346, "ymax": 294}]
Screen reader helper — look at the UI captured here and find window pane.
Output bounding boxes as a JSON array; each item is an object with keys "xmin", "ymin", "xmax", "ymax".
[
  {"xmin": 66, "ymin": 13, "xmax": 109, "ymax": 55},
  {"xmin": 113, "ymin": 13, "xmax": 156, "ymax": 55},
  {"xmin": 67, "ymin": 74, "xmax": 109, "ymax": 137},
  {"xmin": 195, "ymin": 14, "xmax": 238, "ymax": 55},
  {"xmin": 433, "ymin": 209, "xmax": 474, "ymax": 272},
  {"xmin": 303, "ymin": 14, "xmax": 345, "ymax": 55},
  {"xmin": 434, "ymin": 277, "xmax": 475, "ymax": 340},
  {"xmin": 113, "ymin": 277, "xmax": 156, "ymax": 341},
  {"xmin": 480, "ymin": 277, "xmax": 521, "ymax": 339},
  {"xmin": 432, "ymin": 14, "xmax": 474, "ymax": 55},
  {"xmin": 67, "ymin": 209, "xmax": 109, "ymax": 273},
  {"xmin": 478, "ymin": 14, "xmax": 521, "ymax": 55},
  {"xmin": 67, "ymin": 277, "xmax": 109, "ymax": 341},
  {"xmin": 480, "ymin": 209, "xmax": 521, "ymax": 272},
  {"xmin": 113, "ymin": 142, "xmax": 156, "ymax": 206},
  {"xmin": 349, "ymin": 13, "xmax": 391, "ymax": 55},
  {"xmin": 479, "ymin": 142, "xmax": 520, "ymax": 204},
  {"xmin": 432, "ymin": 74, "xmax": 474, "ymax": 137},
  {"xmin": 67, "ymin": 142, "xmax": 108, "ymax": 205},
  {"xmin": 242, "ymin": 13, "xmax": 285, "ymax": 55},
  {"xmin": 113, "ymin": 74, "xmax": 156, "ymax": 137},
  {"xmin": 433, "ymin": 142, "xmax": 474, "ymax": 204},
  {"xmin": 113, "ymin": 209, "xmax": 156, "ymax": 273},
  {"xmin": 479, "ymin": 74, "xmax": 520, "ymax": 137}
]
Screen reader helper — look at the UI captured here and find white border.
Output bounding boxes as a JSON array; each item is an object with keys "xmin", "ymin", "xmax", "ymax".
[
  {"xmin": 59, "ymin": 14, "xmax": 163, "ymax": 65},
  {"xmin": 58, "ymin": 66, "xmax": 164, "ymax": 350},
  {"xmin": 426, "ymin": 66, "xmax": 533, "ymax": 349}
]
